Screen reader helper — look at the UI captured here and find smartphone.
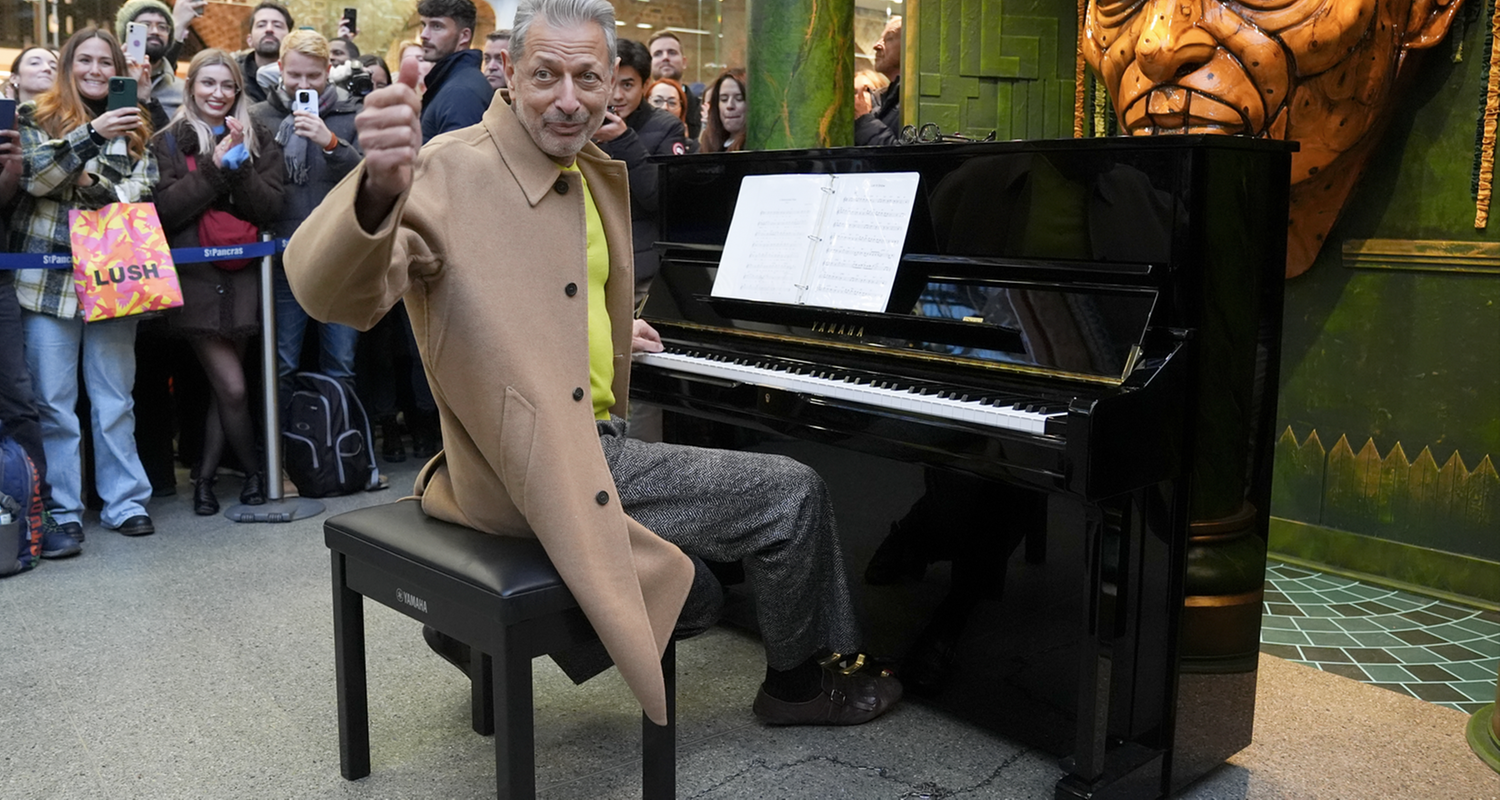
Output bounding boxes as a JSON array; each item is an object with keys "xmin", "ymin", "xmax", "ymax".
[
  {"xmin": 342, "ymin": 7, "xmax": 357, "ymax": 31},
  {"xmin": 293, "ymin": 89, "xmax": 318, "ymax": 115},
  {"xmin": 125, "ymin": 21, "xmax": 147, "ymax": 63},
  {"xmin": 0, "ymin": 98, "xmax": 15, "ymax": 130},
  {"xmin": 107, "ymin": 77, "xmax": 138, "ymax": 111}
]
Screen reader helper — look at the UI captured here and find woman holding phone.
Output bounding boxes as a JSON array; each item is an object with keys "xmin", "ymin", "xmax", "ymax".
[
  {"xmin": 11, "ymin": 27, "xmax": 158, "ymax": 544},
  {"xmin": 151, "ymin": 48, "xmax": 282, "ymax": 515}
]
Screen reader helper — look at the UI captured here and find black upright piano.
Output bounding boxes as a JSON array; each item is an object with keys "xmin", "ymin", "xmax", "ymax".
[{"xmin": 632, "ymin": 137, "xmax": 1295, "ymax": 800}]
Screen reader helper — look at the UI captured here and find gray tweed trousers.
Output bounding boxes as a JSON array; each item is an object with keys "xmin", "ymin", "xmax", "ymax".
[{"xmin": 597, "ymin": 416, "xmax": 862, "ymax": 670}]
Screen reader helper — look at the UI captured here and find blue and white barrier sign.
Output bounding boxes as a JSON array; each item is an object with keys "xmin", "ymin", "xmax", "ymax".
[{"xmin": 0, "ymin": 239, "xmax": 288, "ymax": 270}]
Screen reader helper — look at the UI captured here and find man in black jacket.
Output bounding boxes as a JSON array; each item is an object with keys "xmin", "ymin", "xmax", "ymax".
[
  {"xmin": 855, "ymin": 15, "xmax": 902, "ymax": 146},
  {"xmin": 592, "ymin": 38, "xmax": 694, "ymax": 296},
  {"xmin": 249, "ymin": 29, "xmax": 364, "ymax": 401},
  {"xmin": 239, "ymin": 1, "xmax": 293, "ymax": 104},
  {"xmin": 417, "ymin": 0, "xmax": 493, "ymax": 142}
]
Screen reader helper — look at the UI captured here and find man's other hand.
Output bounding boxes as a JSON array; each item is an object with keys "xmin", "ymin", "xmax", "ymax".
[
  {"xmin": 354, "ymin": 56, "xmax": 423, "ymax": 232},
  {"xmin": 632, "ymin": 319, "xmax": 664, "ymax": 353}
]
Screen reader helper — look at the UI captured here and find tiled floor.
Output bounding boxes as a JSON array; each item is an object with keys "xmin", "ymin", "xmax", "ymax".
[{"xmin": 1259, "ymin": 561, "xmax": 1500, "ymax": 714}]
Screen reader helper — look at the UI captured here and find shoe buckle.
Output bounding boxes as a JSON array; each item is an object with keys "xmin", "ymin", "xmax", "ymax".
[
  {"xmin": 818, "ymin": 652, "xmax": 868, "ymax": 675},
  {"xmin": 829, "ymin": 687, "xmax": 846, "ymax": 705}
]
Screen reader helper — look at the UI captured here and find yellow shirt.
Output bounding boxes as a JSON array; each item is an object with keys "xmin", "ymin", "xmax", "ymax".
[{"xmin": 564, "ymin": 164, "xmax": 615, "ymax": 419}]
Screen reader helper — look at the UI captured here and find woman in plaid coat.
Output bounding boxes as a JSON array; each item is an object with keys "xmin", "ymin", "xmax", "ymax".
[{"xmin": 11, "ymin": 28, "xmax": 159, "ymax": 544}]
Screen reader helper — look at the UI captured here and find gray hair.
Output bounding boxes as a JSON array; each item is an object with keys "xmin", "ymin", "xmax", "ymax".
[{"xmin": 510, "ymin": 0, "xmax": 616, "ymax": 66}]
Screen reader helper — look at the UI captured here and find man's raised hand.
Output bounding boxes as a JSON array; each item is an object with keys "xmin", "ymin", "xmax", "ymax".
[{"xmin": 354, "ymin": 56, "xmax": 423, "ymax": 231}]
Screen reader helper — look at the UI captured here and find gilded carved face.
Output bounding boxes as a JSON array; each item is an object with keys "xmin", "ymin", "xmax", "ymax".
[{"xmin": 1083, "ymin": 0, "xmax": 1460, "ymax": 185}]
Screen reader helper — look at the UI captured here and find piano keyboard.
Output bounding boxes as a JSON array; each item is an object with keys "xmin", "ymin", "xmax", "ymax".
[{"xmin": 634, "ymin": 349, "xmax": 1067, "ymax": 435}]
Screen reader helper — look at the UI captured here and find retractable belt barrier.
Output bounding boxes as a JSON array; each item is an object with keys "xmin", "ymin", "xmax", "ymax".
[{"xmin": 0, "ymin": 238, "xmax": 288, "ymax": 270}]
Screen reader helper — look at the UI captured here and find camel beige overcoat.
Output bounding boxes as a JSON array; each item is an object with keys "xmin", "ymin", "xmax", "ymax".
[{"xmin": 283, "ymin": 96, "xmax": 694, "ymax": 725}]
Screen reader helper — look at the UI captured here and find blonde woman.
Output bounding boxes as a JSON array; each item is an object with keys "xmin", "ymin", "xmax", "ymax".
[
  {"xmin": 12, "ymin": 27, "xmax": 157, "ymax": 542},
  {"xmin": 151, "ymin": 49, "xmax": 283, "ymax": 514}
]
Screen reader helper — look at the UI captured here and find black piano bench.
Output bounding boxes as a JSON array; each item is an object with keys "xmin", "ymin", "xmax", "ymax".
[{"xmin": 324, "ymin": 500, "xmax": 675, "ymax": 799}]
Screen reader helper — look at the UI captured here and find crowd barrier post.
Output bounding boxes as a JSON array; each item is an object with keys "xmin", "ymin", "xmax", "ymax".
[{"xmin": 223, "ymin": 232, "xmax": 326, "ymax": 523}]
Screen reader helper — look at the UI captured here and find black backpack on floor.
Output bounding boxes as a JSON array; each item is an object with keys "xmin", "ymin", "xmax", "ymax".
[{"xmin": 282, "ymin": 372, "xmax": 381, "ymax": 498}]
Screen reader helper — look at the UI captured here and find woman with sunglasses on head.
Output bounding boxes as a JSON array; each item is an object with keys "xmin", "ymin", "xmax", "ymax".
[
  {"xmin": 6, "ymin": 47, "xmax": 59, "ymax": 103},
  {"xmin": 11, "ymin": 27, "xmax": 158, "ymax": 544},
  {"xmin": 150, "ymin": 48, "xmax": 283, "ymax": 515}
]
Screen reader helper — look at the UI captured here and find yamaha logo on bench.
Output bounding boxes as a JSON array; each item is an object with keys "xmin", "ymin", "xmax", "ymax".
[{"xmin": 396, "ymin": 588, "xmax": 428, "ymax": 613}]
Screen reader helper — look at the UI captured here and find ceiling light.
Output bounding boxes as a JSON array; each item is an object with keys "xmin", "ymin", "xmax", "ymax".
[
  {"xmin": 636, "ymin": 22, "xmax": 652, "ymax": 28},
  {"xmin": 614, "ymin": 20, "xmax": 625, "ymax": 25}
]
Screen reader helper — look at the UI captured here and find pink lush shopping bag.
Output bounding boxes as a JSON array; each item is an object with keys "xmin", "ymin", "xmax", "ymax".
[{"xmin": 69, "ymin": 202, "xmax": 183, "ymax": 322}]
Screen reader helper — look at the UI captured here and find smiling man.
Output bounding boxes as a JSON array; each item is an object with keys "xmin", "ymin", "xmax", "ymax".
[
  {"xmin": 285, "ymin": 0, "xmax": 902, "ymax": 729},
  {"xmin": 415, "ymin": 0, "xmax": 494, "ymax": 141}
]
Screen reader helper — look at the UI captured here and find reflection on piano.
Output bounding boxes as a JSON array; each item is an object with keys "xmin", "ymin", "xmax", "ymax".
[{"xmin": 633, "ymin": 137, "xmax": 1294, "ymax": 800}]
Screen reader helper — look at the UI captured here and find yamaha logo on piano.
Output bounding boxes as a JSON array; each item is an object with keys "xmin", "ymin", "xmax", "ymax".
[
  {"xmin": 812, "ymin": 321, "xmax": 865, "ymax": 338},
  {"xmin": 396, "ymin": 588, "xmax": 429, "ymax": 613}
]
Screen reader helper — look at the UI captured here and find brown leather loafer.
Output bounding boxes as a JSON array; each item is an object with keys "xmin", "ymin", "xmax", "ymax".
[{"xmin": 752, "ymin": 664, "xmax": 903, "ymax": 726}]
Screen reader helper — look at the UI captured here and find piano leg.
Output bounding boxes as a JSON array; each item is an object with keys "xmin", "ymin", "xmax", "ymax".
[{"xmin": 1057, "ymin": 485, "xmax": 1180, "ymax": 800}]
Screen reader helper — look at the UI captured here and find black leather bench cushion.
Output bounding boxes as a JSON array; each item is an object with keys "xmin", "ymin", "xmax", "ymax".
[{"xmin": 325, "ymin": 500, "xmax": 578, "ymax": 619}]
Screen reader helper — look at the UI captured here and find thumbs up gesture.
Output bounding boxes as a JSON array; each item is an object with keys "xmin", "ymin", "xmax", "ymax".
[{"xmin": 354, "ymin": 55, "xmax": 424, "ymax": 230}]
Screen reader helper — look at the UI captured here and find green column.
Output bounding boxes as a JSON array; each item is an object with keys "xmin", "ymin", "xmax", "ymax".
[{"xmin": 745, "ymin": 0, "xmax": 855, "ymax": 150}]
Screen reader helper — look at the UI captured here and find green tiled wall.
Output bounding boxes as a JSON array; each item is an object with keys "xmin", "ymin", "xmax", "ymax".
[{"xmin": 911, "ymin": 0, "xmax": 1077, "ymax": 139}]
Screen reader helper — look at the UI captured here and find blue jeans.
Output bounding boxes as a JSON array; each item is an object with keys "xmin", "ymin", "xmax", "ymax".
[
  {"xmin": 21, "ymin": 311, "xmax": 152, "ymax": 528},
  {"xmin": 274, "ymin": 270, "xmax": 358, "ymax": 401}
]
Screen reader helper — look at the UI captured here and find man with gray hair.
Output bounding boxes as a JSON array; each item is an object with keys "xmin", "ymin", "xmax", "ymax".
[{"xmin": 285, "ymin": 0, "xmax": 901, "ymax": 728}]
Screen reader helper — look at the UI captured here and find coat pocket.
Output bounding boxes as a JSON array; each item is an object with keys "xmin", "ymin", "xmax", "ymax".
[{"xmin": 499, "ymin": 387, "xmax": 537, "ymax": 514}]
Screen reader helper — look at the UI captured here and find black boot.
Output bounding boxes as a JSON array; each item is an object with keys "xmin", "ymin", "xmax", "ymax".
[
  {"xmin": 193, "ymin": 477, "xmax": 219, "ymax": 516},
  {"xmin": 239, "ymin": 472, "xmax": 265, "ymax": 505}
]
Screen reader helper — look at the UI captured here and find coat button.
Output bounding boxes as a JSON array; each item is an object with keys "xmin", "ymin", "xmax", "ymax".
[
  {"xmin": 216, "ymin": 285, "xmax": 226, "ymax": 294},
  {"xmin": 595, "ymin": 490, "xmax": 609, "ymax": 505},
  {"xmin": 565, "ymin": 282, "xmax": 578, "ymax": 297},
  {"xmin": 572, "ymin": 387, "xmax": 584, "ymax": 401},
  {"xmin": 554, "ymin": 179, "xmax": 568, "ymax": 195}
]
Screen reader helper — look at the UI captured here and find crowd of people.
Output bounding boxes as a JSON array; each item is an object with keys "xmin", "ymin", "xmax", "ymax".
[{"xmin": 0, "ymin": 0, "xmax": 904, "ymax": 566}]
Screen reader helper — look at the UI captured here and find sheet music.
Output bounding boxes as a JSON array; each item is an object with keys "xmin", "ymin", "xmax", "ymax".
[
  {"xmin": 711, "ymin": 172, "xmax": 920, "ymax": 312},
  {"xmin": 711, "ymin": 175, "xmax": 830, "ymax": 305},
  {"xmin": 804, "ymin": 173, "xmax": 920, "ymax": 311}
]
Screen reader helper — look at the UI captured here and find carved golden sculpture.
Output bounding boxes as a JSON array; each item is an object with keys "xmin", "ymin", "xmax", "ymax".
[{"xmin": 1081, "ymin": 0, "xmax": 1464, "ymax": 277}]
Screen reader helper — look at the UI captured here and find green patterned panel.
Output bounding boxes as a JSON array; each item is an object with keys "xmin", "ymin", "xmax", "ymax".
[
  {"xmin": 745, "ymin": 0, "xmax": 855, "ymax": 149},
  {"xmin": 914, "ymin": 0, "xmax": 1076, "ymax": 138},
  {"xmin": 916, "ymin": 101, "xmax": 962, "ymax": 132}
]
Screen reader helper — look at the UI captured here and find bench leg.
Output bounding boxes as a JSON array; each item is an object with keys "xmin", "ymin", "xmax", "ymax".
[
  {"xmin": 331, "ymin": 552, "xmax": 370, "ymax": 780},
  {"xmin": 471, "ymin": 650, "xmax": 495, "ymax": 736},
  {"xmin": 642, "ymin": 639, "xmax": 676, "ymax": 800},
  {"xmin": 494, "ymin": 634, "xmax": 535, "ymax": 799}
]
